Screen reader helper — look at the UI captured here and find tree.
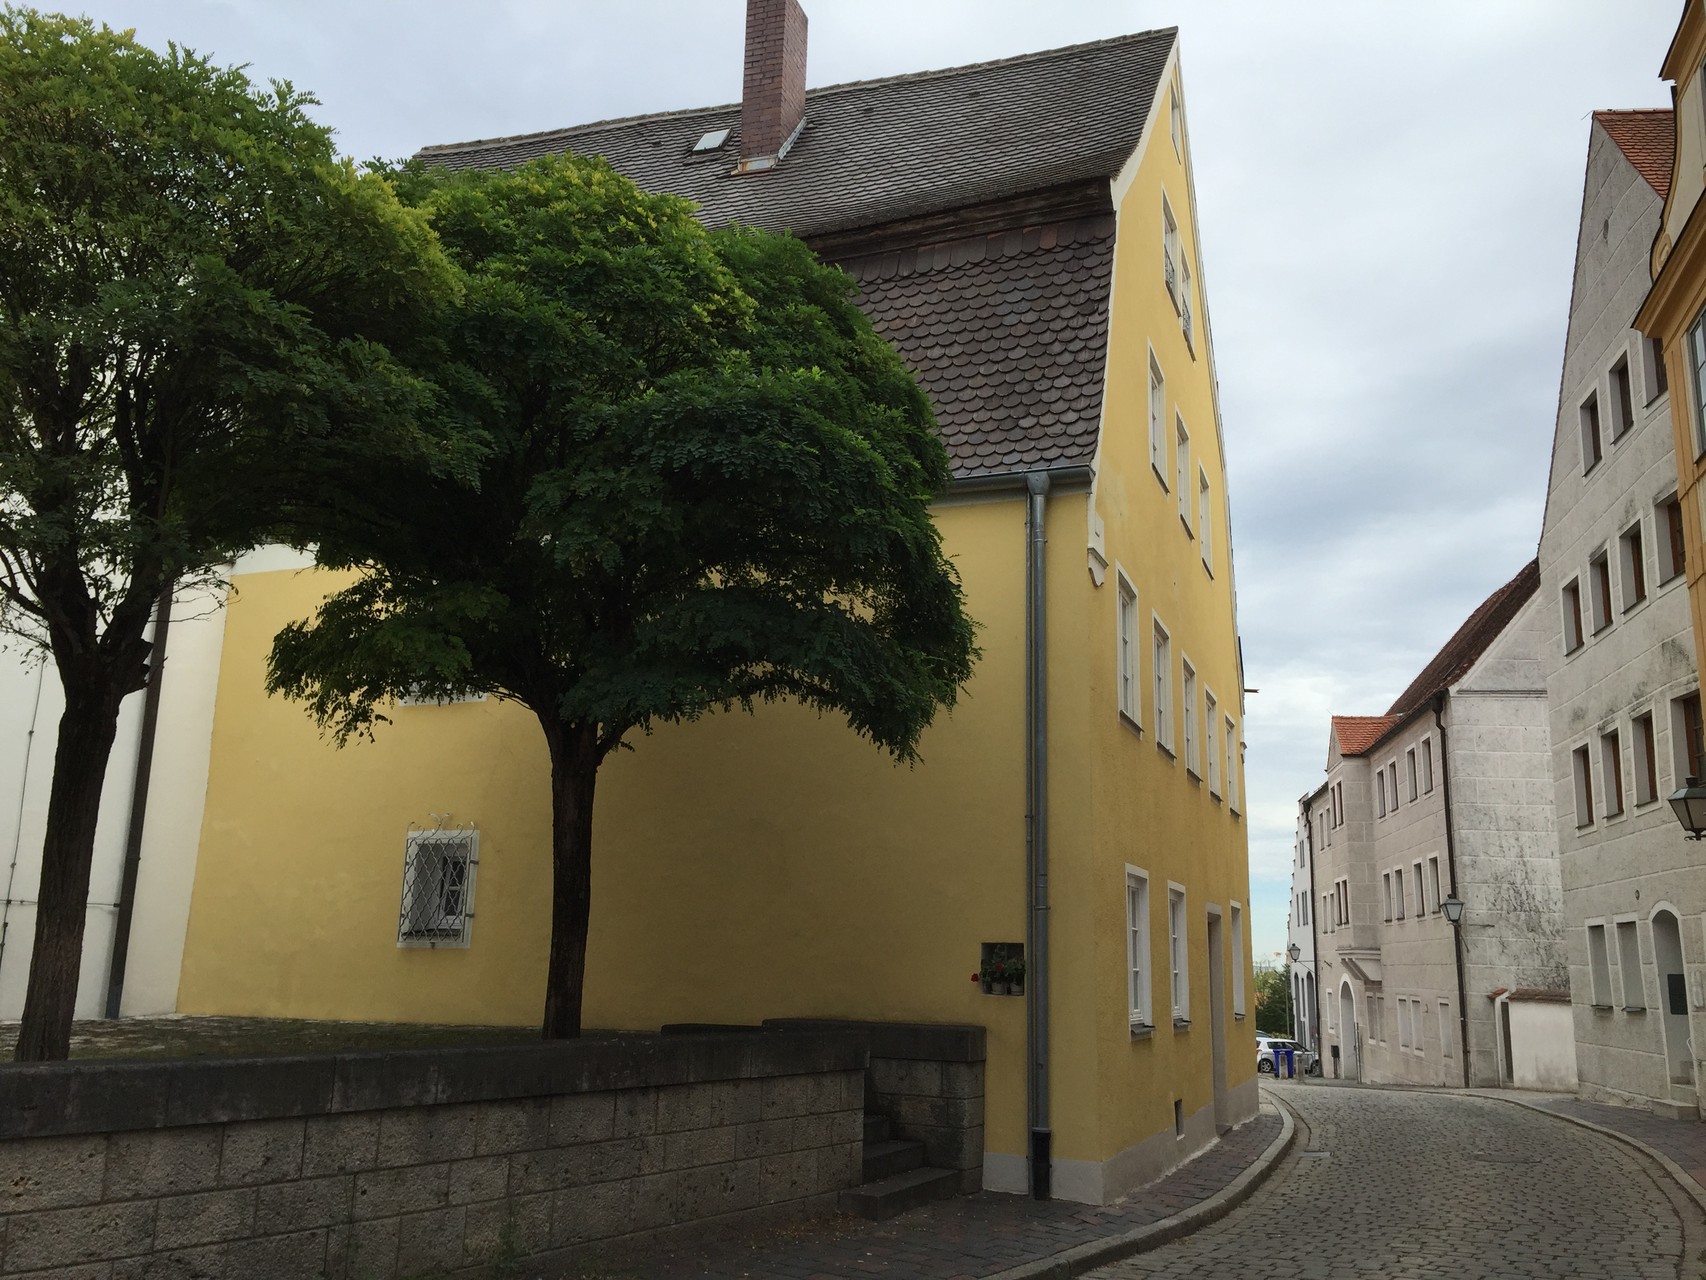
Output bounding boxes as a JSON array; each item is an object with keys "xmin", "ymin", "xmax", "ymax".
[
  {"xmin": 267, "ymin": 154, "xmax": 978, "ymax": 1039},
  {"xmin": 1255, "ymin": 963, "xmax": 1294, "ymax": 1036},
  {"xmin": 0, "ymin": 9, "xmax": 461, "ymax": 1059}
]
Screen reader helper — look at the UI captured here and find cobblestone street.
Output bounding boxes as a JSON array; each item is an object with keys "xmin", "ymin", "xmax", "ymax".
[{"xmin": 1093, "ymin": 1083, "xmax": 1706, "ymax": 1280}]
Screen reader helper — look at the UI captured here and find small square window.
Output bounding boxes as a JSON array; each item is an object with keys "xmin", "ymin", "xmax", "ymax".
[
  {"xmin": 1572, "ymin": 745, "xmax": 1595, "ymax": 828},
  {"xmin": 1601, "ymin": 730, "xmax": 1624, "ymax": 817},
  {"xmin": 1588, "ymin": 923, "xmax": 1613, "ymax": 1007},
  {"xmin": 1580, "ymin": 392, "xmax": 1603, "ymax": 473},
  {"xmin": 1659, "ymin": 495, "xmax": 1686, "ymax": 583},
  {"xmin": 1589, "ymin": 553, "xmax": 1613, "ymax": 633},
  {"xmin": 1634, "ymin": 712, "xmax": 1659, "ymax": 805},
  {"xmin": 1619, "ymin": 522, "xmax": 1647, "ymax": 611},
  {"xmin": 398, "ymin": 826, "xmax": 479, "ymax": 948},
  {"xmin": 1610, "ymin": 356, "xmax": 1634, "ymax": 440},
  {"xmin": 1561, "ymin": 579, "xmax": 1584, "ymax": 653}
]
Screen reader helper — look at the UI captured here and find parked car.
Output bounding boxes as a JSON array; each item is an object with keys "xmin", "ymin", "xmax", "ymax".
[{"xmin": 1255, "ymin": 1034, "xmax": 1317, "ymax": 1075}]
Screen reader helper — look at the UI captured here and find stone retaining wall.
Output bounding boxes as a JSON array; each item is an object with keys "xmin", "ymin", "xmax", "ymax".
[
  {"xmin": 0, "ymin": 1032, "xmax": 866, "ymax": 1278},
  {"xmin": 764, "ymin": 1019, "xmax": 986, "ymax": 1192}
]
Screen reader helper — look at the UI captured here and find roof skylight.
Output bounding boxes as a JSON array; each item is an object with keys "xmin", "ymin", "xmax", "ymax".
[{"xmin": 692, "ymin": 127, "xmax": 732, "ymax": 153}]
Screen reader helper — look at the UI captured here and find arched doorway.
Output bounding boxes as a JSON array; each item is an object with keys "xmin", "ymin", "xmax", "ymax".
[
  {"xmin": 1652, "ymin": 908, "xmax": 1691, "ymax": 1087},
  {"xmin": 1339, "ymin": 981, "xmax": 1358, "ymax": 1080}
]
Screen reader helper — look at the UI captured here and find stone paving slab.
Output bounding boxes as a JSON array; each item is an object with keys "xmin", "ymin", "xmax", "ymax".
[
  {"xmin": 563, "ymin": 1106, "xmax": 1285, "ymax": 1279},
  {"xmin": 1497, "ymin": 1092, "xmax": 1706, "ymax": 1203}
]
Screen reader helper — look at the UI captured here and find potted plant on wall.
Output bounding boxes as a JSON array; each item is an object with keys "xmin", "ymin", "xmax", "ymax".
[
  {"xmin": 980, "ymin": 952, "xmax": 1010, "ymax": 996},
  {"xmin": 1004, "ymin": 950, "xmax": 1026, "ymax": 996}
]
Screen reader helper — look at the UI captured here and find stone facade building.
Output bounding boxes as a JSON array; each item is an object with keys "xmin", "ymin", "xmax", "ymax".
[
  {"xmin": 1289, "ymin": 800, "xmax": 1319, "ymax": 1055},
  {"xmin": 1295, "ymin": 563, "xmax": 1569, "ymax": 1086},
  {"xmin": 1545, "ymin": 108, "xmax": 1702, "ymax": 1117}
]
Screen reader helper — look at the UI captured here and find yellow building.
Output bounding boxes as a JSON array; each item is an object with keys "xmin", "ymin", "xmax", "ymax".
[
  {"xmin": 176, "ymin": 7, "xmax": 1255, "ymax": 1205},
  {"xmin": 1638, "ymin": 0, "xmax": 1706, "ymax": 730}
]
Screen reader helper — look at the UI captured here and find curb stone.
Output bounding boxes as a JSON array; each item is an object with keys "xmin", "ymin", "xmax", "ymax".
[{"xmin": 983, "ymin": 1091, "xmax": 1298, "ymax": 1280}]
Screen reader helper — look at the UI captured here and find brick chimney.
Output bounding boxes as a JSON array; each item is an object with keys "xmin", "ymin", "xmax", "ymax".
[{"xmin": 738, "ymin": 0, "xmax": 807, "ymax": 173}]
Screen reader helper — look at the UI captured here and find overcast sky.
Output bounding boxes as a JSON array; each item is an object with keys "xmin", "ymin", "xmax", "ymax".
[{"xmin": 67, "ymin": 0, "xmax": 1685, "ymax": 964}]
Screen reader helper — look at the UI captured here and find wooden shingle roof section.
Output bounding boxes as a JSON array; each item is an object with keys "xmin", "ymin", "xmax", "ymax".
[
  {"xmin": 1595, "ymin": 108, "xmax": 1675, "ymax": 200},
  {"xmin": 417, "ymin": 29, "xmax": 1176, "ymax": 241},
  {"xmin": 417, "ymin": 28, "xmax": 1178, "ymax": 481},
  {"xmin": 1332, "ymin": 716, "xmax": 1404, "ymax": 758},
  {"xmin": 1384, "ymin": 559, "xmax": 1541, "ymax": 720}
]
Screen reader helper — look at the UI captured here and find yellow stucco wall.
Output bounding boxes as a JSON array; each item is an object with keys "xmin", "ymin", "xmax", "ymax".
[
  {"xmin": 177, "ymin": 53, "xmax": 1252, "ymax": 1197},
  {"xmin": 1079, "ymin": 64, "xmax": 1256, "ymax": 1169}
]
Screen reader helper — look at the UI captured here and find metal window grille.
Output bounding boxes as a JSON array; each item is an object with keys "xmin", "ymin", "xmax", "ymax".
[{"xmin": 398, "ymin": 823, "xmax": 479, "ymax": 947}]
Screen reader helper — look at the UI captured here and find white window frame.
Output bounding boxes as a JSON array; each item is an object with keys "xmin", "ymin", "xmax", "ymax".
[
  {"xmin": 1198, "ymin": 467, "xmax": 1214, "ymax": 576},
  {"xmin": 1587, "ymin": 920, "xmax": 1613, "ymax": 1007},
  {"xmin": 1382, "ymin": 872, "xmax": 1393, "ymax": 922},
  {"xmin": 1153, "ymin": 615, "xmax": 1174, "ymax": 755},
  {"xmin": 1204, "ymin": 689, "xmax": 1220, "ymax": 795},
  {"xmin": 1589, "ymin": 549, "xmax": 1613, "ymax": 633},
  {"xmin": 1169, "ymin": 79, "xmax": 1183, "ymax": 157},
  {"xmin": 1427, "ymin": 856, "xmax": 1442, "ymax": 915},
  {"xmin": 1377, "ymin": 770, "xmax": 1387, "ymax": 818},
  {"xmin": 1168, "ymin": 884, "xmax": 1189, "ymax": 1023},
  {"xmin": 1412, "ymin": 860, "xmax": 1426, "ymax": 915},
  {"xmin": 1225, "ymin": 715, "xmax": 1239, "ymax": 812},
  {"xmin": 1393, "ymin": 866, "xmax": 1406, "ymax": 920},
  {"xmin": 1634, "ymin": 710, "xmax": 1659, "ymax": 806},
  {"xmin": 1440, "ymin": 1000, "xmax": 1454, "ymax": 1057},
  {"xmin": 1610, "ymin": 353, "xmax": 1635, "ymax": 440},
  {"xmin": 1406, "ymin": 748, "xmax": 1418, "ymax": 801},
  {"xmin": 1162, "ymin": 193, "xmax": 1181, "ymax": 310},
  {"xmin": 1182, "ymin": 657, "xmax": 1199, "ymax": 776},
  {"xmin": 1175, "ymin": 415, "xmax": 1192, "ymax": 532},
  {"xmin": 1421, "ymin": 736, "xmax": 1435, "ymax": 793},
  {"xmin": 1230, "ymin": 901, "xmax": 1245, "ymax": 1017},
  {"xmin": 1572, "ymin": 742, "xmax": 1595, "ymax": 828},
  {"xmin": 1615, "ymin": 917, "xmax": 1644, "ymax": 1009},
  {"xmin": 1601, "ymin": 728, "xmax": 1624, "ymax": 818},
  {"xmin": 1149, "ymin": 351, "xmax": 1168, "ymax": 486},
  {"xmin": 1580, "ymin": 388, "xmax": 1603, "ymax": 473},
  {"xmin": 1561, "ymin": 577, "xmax": 1584, "ymax": 653},
  {"xmin": 1687, "ymin": 304, "xmax": 1706, "ymax": 458},
  {"xmin": 1116, "ymin": 569, "xmax": 1140, "ymax": 729},
  {"xmin": 1127, "ymin": 867, "xmax": 1152, "ymax": 1029},
  {"xmin": 397, "ymin": 826, "xmax": 479, "ymax": 949},
  {"xmin": 1619, "ymin": 519, "xmax": 1648, "ymax": 612}
]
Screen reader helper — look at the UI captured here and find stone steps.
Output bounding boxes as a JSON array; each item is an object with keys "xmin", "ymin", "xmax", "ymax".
[{"xmin": 838, "ymin": 1165, "xmax": 963, "ymax": 1220}]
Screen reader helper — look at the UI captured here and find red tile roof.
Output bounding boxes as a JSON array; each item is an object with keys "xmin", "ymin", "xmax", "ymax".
[
  {"xmin": 1595, "ymin": 109, "xmax": 1674, "ymax": 200},
  {"xmin": 1332, "ymin": 716, "xmax": 1402, "ymax": 758},
  {"xmin": 1383, "ymin": 559, "xmax": 1540, "ymax": 720}
]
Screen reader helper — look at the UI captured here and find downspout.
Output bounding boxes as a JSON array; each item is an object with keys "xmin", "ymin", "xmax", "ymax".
[
  {"xmin": 1433, "ymin": 692, "xmax": 1471, "ymax": 1089},
  {"xmin": 103, "ymin": 584, "xmax": 172, "ymax": 1019},
  {"xmin": 1024, "ymin": 471, "xmax": 1052, "ymax": 1200},
  {"xmin": 1304, "ymin": 796, "xmax": 1322, "ymax": 1054}
]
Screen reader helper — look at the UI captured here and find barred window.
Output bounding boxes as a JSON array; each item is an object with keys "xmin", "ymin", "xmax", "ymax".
[{"xmin": 398, "ymin": 825, "xmax": 479, "ymax": 947}]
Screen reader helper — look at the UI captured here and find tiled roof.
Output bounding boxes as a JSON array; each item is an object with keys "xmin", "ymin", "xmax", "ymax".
[
  {"xmin": 1595, "ymin": 109, "xmax": 1674, "ymax": 200},
  {"xmin": 1332, "ymin": 716, "xmax": 1402, "ymax": 758},
  {"xmin": 840, "ymin": 216, "xmax": 1114, "ymax": 477},
  {"xmin": 417, "ymin": 29, "xmax": 1176, "ymax": 240},
  {"xmin": 1384, "ymin": 559, "xmax": 1541, "ymax": 720}
]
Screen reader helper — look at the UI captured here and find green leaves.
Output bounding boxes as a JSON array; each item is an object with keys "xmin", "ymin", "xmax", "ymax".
[{"xmin": 272, "ymin": 152, "xmax": 977, "ymax": 764}]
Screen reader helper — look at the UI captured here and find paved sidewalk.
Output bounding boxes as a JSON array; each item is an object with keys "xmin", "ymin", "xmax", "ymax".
[
  {"xmin": 570, "ymin": 1105, "xmax": 1286, "ymax": 1279},
  {"xmin": 1510, "ymin": 1094, "xmax": 1706, "ymax": 1198}
]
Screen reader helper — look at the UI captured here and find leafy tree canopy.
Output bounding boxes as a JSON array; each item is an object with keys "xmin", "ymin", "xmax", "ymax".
[
  {"xmin": 267, "ymin": 153, "xmax": 978, "ymax": 1036},
  {"xmin": 0, "ymin": 6, "xmax": 463, "ymax": 1059}
]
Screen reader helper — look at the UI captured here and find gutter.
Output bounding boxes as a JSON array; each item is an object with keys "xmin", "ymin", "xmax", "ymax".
[
  {"xmin": 103, "ymin": 584, "xmax": 172, "ymax": 1019},
  {"xmin": 1024, "ymin": 471, "xmax": 1052, "ymax": 1200},
  {"xmin": 947, "ymin": 464, "xmax": 1094, "ymax": 499},
  {"xmin": 1433, "ymin": 692, "xmax": 1471, "ymax": 1089}
]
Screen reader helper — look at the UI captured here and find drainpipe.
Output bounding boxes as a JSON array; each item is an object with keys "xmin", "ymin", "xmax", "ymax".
[
  {"xmin": 1024, "ymin": 471, "xmax": 1052, "ymax": 1200},
  {"xmin": 1304, "ymin": 795, "xmax": 1322, "ymax": 1054},
  {"xmin": 103, "ymin": 584, "xmax": 172, "ymax": 1019},
  {"xmin": 1433, "ymin": 692, "xmax": 1471, "ymax": 1089}
]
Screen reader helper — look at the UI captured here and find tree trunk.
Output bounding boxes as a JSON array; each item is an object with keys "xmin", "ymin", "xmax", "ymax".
[
  {"xmin": 540, "ymin": 718, "xmax": 601, "ymax": 1040},
  {"xmin": 14, "ymin": 676, "xmax": 125, "ymax": 1061}
]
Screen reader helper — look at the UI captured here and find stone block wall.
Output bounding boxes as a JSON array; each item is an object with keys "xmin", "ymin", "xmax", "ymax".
[
  {"xmin": 764, "ymin": 1019, "xmax": 986, "ymax": 1192},
  {"xmin": 0, "ymin": 1032, "xmax": 866, "ymax": 1278}
]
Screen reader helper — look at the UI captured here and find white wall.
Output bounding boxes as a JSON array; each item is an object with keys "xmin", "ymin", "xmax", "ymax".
[
  {"xmin": 1504, "ymin": 997, "xmax": 1580, "ymax": 1092},
  {"xmin": 0, "ymin": 585, "xmax": 226, "ymax": 1020}
]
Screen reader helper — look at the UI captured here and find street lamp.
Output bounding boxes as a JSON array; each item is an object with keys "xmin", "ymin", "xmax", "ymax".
[
  {"xmin": 1287, "ymin": 942, "xmax": 1301, "ymax": 962},
  {"xmin": 1441, "ymin": 894, "xmax": 1465, "ymax": 925},
  {"xmin": 1668, "ymin": 776, "xmax": 1706, "ymax": 840}
]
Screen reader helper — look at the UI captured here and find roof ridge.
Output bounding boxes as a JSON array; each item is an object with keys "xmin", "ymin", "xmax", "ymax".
[
  {"xmin": 1593, "ymin": 107, "xmax": 1674, "ymax": 117},
  {"xmin": 418, "ymin": 26, "xmax": 1177, "ymax": 158}
]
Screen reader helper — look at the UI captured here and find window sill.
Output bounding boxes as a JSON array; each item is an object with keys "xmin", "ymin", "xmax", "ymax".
[
  {"xmin": 1185, "ymin": 765, "xmax": 1202, "ymax": 783},
  {"xmin": 1157, "ymin": 741, "xmax": 1176, "ymax": 761},
  {"xmin": 1130, "ymin": 1023, "xmax": 1155, "ymax": 1041},
  {"xmin": 1590, "ymin": 1003, "xmax": 1615, "ymax": 1012},
  {"xmin": 1623, "ymin": 598, "xmax": 1648, "ymax": 615},
  {"xmin": 1575, "ymin": 821, "xmax": 1595, "ymax": 831},
  {"xmin": 1660, "ymin": 571, "xmax": 1684, "ymax": 588},
  {"xmin": 1153, "ymin": 463, "xmax": 1169, "ymax": 492},
  {"xmin": 1564, "ymin": 642, "xmax": 1584, "ymax": 658},
  {"xmin": 1233, "ymin": 1012, "xmax": 1245, "ymax": 1021},
  {"xmin": 1119, "ymin": 710, "xmax": 1143, "ymax": 737},
  {"xmin": 1592, "ymin": 623, "xmax": 1613, "ymax": 637},
  {"xmin": 1179, "ymin": 513, "xmax": 1194, "ymax": 538},
  {"xmin": 1172, "ymin": 1017, "xmax": 1192, "ymax": 1031},
  {"xmin": 1624, "ymin": 1005, "xmax": 1647, "ymax": 1014}
]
